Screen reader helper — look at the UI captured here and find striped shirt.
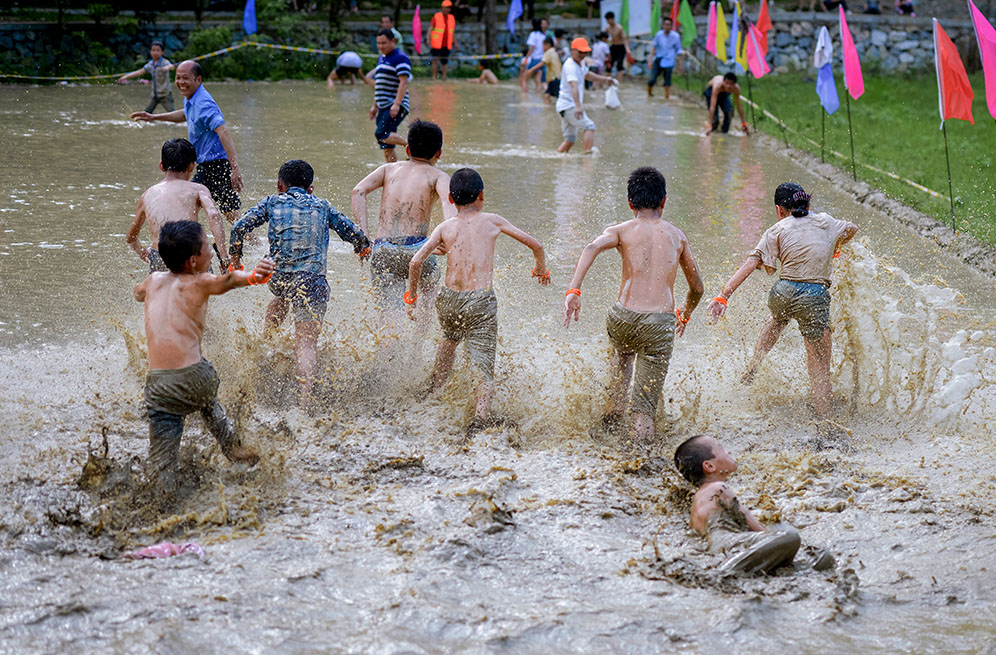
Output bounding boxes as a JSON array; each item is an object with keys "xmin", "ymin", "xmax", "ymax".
[{"xmin": 373, "ymin": 48, "xmax": 412, "ymax": 110}]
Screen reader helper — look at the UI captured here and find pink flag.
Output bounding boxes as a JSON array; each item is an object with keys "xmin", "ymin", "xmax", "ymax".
[
  {"xmin": 840, "ymin": 6, "xmax": 864, "ymax": 100},
  {"xmin": 413, "ymin": 5, "xmax": 423, "ymax": 55},
  {"xmin": 706, "ymin": 2, "xmax": 718, "ymax": 56},
  {"xmin": 969, "ymin": 0, "xmax": 996, "ymax": 120},
  {"xmin": 746, "ymin": 23, "xmax": 770, "ymax": 78}
]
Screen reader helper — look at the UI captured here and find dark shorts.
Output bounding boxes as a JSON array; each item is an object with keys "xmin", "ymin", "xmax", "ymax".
[
  {"xmin": 546, "ymin": 78, "xmax": 561, "ymax": 97},
  {"xmin": 648, "ymin": 60, "xmax": 673, "ymax": 87},
  {"xmin": 370, "ymin": 236, "xmax": 440, "ymax": 308},
  {"xmin": 192, "ymin": 158, "xmax": 241, "ymax": 214},
  {"xmin": 269, "ymin": 271, "xmax": 330, "ymax": 323},
  {"xmin": 334, "ymin": 65, "xmax": 360, "ymax": 78},
  {"xmin": 609, "ymin": 44, "xmax": 627, "ymax": 72},
  {"xmin": 768, "ymin": 279, "xmax": 831, "ymax": 341},
  {"xmin": 145, "ymin": 93, "xmax": 174, "ymax": 114},
  {"xmin": 431, "ymin": 47, "xmax": 450, "ymax": 65},
  {"xmin": 375, "ymin": 105, "xmax": 410, "ymax": 150}
]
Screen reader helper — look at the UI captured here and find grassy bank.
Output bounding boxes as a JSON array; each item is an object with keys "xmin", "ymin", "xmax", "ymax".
[{"xmin": 688, "ymin": 72, "xmax": 995, "ymax": 245}]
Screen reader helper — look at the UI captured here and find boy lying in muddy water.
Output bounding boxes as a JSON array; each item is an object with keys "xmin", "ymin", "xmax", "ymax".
[
  {"xmin": 674, "ymin": 435, "xmax": 834, "ymax": 575},
  {"xmin": 405, "ymin": 167, "xmax": 549, "ymax": 435},
  {"xmin": 134, "ymin": 220, "xmax": 271, "ymax": 491},
  {"xmin": 126, "ymin": 138, "xmax": 229, "ymax": 273},
  {"xmin": 563, "ymin": 167, "xmax": 703, "ymax": 447}
]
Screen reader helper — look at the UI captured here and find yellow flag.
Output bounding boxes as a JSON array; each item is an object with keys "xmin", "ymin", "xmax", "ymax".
[
  {"xmin": 735, "ymin": 2, "xmax": 748, "ymax": 71},
  {"xmin": 714, "ymin": 2, "xmax": 730, "ymax": 63}
]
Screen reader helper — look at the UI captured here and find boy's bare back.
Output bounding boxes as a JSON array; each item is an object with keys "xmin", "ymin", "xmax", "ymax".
[
  {"xmin": 370, "ymin": 160, "xmax": 452, "ymax": 239},
  {"xmin": 139, "ymin": 179, "xmax": 220, "ymax": 248},
  {"xmin": 612, "ymin": 218, "xmax": 693, "ymax": 313},
  {"xmin": 690, "ymin": 482, "xmax": 763, "ymax": 536},
  {"xmin": 434, "ymin": 210, "xmax": 506, "ymax": 291}
]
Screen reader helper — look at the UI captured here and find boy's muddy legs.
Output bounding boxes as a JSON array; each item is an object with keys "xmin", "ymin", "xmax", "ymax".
[
  {"xmin": 804, "ymin": 329, "xmax": 833, "ymax": 418},
  {"xmin": 742, "ymin": 317, "xmax": 788, "ymax": 385},
  {"xmin": 264, "ymin": 297, "xmax": 290, "ymax": 336},
  {"xmin": 474, "ymin": 378, "xmax": 494, "ymax": 423},
  {"xmin": 384, "ymin": 148, "xmax": 398, "ymax": 163},
  {"xmin": 631, "ymin": 412, "xmax": 654, "ymax": 443},
  {"xmin": 294, "ymin": 321, "xmax": 321, "ymax": 407},
  {"xmin": 203, "ymin": 400, "xmax": 259, "ymax": 466},
  {"xmin": 604, "ymin": 350, "xmax": 635, "ymax": 428},
  {"xmin": 431, "ymin": 338, "xmax": 460, "ymax": 392},
  {"xmin": 148, "ymin": 409, "xmax": 183, "ymax": 491}
]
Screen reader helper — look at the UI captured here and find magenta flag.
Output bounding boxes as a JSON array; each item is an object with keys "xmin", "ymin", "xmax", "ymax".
[
  {"xmin": 969, "ymin": 0, "xmax": 996, "ymax": 120},
  {"xmin": 706, "ymin": 2, "xmax": 718, "ymax": 56},
  {"xmin": 746, "ymin": 23, "xmax": 770, "ymax": 78},
  {"xmin": 413, "ymin": 5, "xmax": 423, "ymax": 55},
  {"xmin": 840, "ymin": 6, "xmax": 864, "ymax": 100}
]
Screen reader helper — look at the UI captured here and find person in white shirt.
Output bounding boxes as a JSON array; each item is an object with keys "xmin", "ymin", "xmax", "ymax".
[
  {"xmin": 327, "ymin": 51, "xmax": 367, "ymax": 88},
  {"xmin": 520, "ymin": 19, "xmax": 548, "ymax": 92},
  {"xmin": 555, "ymin": 37, "xmax": 618, "ymax": 154}
]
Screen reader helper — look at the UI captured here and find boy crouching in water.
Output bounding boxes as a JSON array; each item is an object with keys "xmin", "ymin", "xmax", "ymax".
[
  {"xmin": 563, "ymin": 167, "xmax": 703, "ymax": 446},
  {"xmin": 674, "ymin": 435, "xmax": 833, "ymax": 574},
  {"xmin": 134, "ymin": 220, "xmax": 273, "ymax": 491},
  {"xmin": 405, "ymin": 168, "xmax": 549, "ymax": 434}
]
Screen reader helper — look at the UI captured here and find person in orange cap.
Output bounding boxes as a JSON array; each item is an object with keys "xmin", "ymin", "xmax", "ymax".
[
  {"xmin": 554, "ymin": 37, "xmax": 618, "ymax": 154},
  {"xmin": 430, "ymin": 0, "xmax": 457, "ymax": 79}
]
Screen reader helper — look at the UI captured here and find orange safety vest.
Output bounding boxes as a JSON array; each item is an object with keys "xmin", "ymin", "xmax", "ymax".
[{"xmin": 430, "ymin": 12, "xmax": 455, "ymax": 49}]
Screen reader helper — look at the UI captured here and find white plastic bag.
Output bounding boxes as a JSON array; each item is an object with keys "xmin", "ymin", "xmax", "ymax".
[{"xmin": 604, "ymin": 85, "xmax": 621, "ymax": 110}]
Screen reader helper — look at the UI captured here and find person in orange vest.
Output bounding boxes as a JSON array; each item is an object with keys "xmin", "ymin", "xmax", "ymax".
[{"xmin": 430, "ymin": 0, "xmax": 457, "ymax": 80}]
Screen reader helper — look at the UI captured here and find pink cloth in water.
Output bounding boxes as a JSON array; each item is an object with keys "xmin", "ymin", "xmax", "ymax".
[{"xmin": 124, "ymin": 542, "xmax": 205, "ymax": 559}]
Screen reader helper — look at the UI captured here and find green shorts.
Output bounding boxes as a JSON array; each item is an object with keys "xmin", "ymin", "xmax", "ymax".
[
  {"xmin": 768, "ymin": 279, "xmax": 831, "ymax": 341},
  {"xmin": 369, "ymin": 236, "xmax": 440, "ymax": 308},
  {"xmin": 606, "ymin": 303, "xmax": 675, "ymax": 417},
  {"xmin": 436, "ymin": 286, "xmax": 498, "ymax": 379}
]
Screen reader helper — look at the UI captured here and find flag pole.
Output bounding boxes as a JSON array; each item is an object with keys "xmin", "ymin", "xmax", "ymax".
[
  {"xmin": 821, "ymin": 108, "xmax": 825, "ymax": 163},
  {"xmin": 942, "ymin": 122, "xmax": 956, "ymax": 231},
  {"xmin": 745, "ymin": 72, "xmax": 756, "ymax": 131},
  {"xmin": 845, "ymin": 92, "xmax": 857, "ymax": 181}
]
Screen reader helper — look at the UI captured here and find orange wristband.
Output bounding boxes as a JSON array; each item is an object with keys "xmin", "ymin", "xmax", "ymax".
[
  {"xmin": 248, "ymin": 268, "xmax": 272, "ymax": 285},
  {"xmin": 713, "ymin": 295, "xmax": 728, "ymax": 306},
  {"xmin": 403, "ymin": 290, "xmax": 417, "ymax": 305},
  {"xmin": 359, "ymin": 247, "xmax": 372, "ymax": 258},
  {"xmin": 566, "ymin": 288, "xmax": 581, "ymax": 297},
  {"xmin": 532, "ymin": 268, "xmax": 550, "ymax": 280},
  {"xmin": 833, "ymin": 249, "xmax": 841, "ymax": 258},
  {"xmin": 675, "ymin": 308, "xmax": 690, "ymax": 325},
  {"xmin": 228, "ymin": 263, "xmax": 244, "ymax": 272}
]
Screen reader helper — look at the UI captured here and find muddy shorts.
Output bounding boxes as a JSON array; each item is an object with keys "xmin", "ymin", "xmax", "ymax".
[
  {"xmin": 768, "ymin": 279, "xmax": 831, "ymax": 341},
  {"xmin": 149, "ymin": 248, "xmax": 169, "ymax": 273},
  {"xmin": 192, "ymin": 158, "xmax": 241, "ymax": 214},
  {"xmin": 606, "ymin": 303, "xmax": 675, "ymax": 417},
  {"xmin": 709, "ymin": 524, "xmax": 801, "ymax": 575},
  {"xmin": 436, "ymin": 286, "xmax": 498, "ymax": 380},
  {"xmin": 269, "ymin": 271, "xmax": 330, "ymax": 323},
  {"xmin": 334, "ymin": 65, "xmax": 360, "ymax": 79},
  {"xmin": 145, "ymin": 93, "xmax": 175, "ymax": 114},
  {"xmin": 559, "ymin": 109, "xmax": 597, "ymax": 143},
  {"xmin": 144, "ymin": 358, "xmax": 237, "ymax": 483},
  {"xmin": 369, "ymin": 236, "xmax": 440, "ymax": 308}
]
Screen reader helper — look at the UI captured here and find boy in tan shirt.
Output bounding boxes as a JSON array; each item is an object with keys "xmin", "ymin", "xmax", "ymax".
[
  {"xmin": 405, "ymin": 168, "xmax": 549, "ymax": 434},
  {"xmin": 563, "ymin": 167, "xmax": 703, "ymax": 445}
]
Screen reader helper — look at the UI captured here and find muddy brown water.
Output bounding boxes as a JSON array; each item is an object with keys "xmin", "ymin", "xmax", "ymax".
[{"xmin": 1, "ymin": 81, "xmax": 994, "ymax": 654}]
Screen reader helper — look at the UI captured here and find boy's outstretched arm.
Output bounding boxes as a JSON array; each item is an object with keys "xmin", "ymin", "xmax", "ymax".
[
  {"xmin": 327, "ymin": 205, "xmax": 372, "ymax": 263},
  {"xmin": 228, "ymin": 200, "xmax": 269, "ymax": 269},
  {"xmin": 125, "ymin": 195, "xmax": 150, "ymax": 262},
  {"xmin": 676, "ymin": 235, "xmax": 704, "ymax": 337},
  {"xmin": 351, "ymin": 166, "xmax": 388, "ymax": 235},
  {"xmin": 498, "ymin": 217, "xmax": 548, "ymax": 285},
  {"xmin": 117, "ymin": 67, "xmax": 146, "ymax": 83},
  {"xmin": 196, "ymin": 258, "xmax": 275, "ymax": 297},
  {"xmin": 197, "ymin": 185, "xmax": 228, "ymax": 265},
  {"xmin": 434, "ymin": 173, "xmax": 457, "ymax": 220},
  {"xmin": 405, "ymin": 226, "xmax": 444, "ymax": 319},
  {"xmin": 563, "ymin": 227, "xmax": 620, "ymax": 327},
  {"xmin": 706, "ymin": 255, "xmax": 762, "ymax": 322},
  {"xmin": 134, "ymin": 277, "xmax": 149, "ymax": 303}
]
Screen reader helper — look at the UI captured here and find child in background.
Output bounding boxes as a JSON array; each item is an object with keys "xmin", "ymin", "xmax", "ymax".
[{"xmin": 118, "ymin": 40, "xmax": 175, "ymax": 113}]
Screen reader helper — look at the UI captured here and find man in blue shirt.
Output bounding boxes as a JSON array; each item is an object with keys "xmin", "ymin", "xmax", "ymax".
[
  {"xmin": 647, "ymin": 18, "xmax": 683, "ymax": 99},
  {"xmin": 228, "ymin": 160, "xmax": 371, "ymax": 407},
  {"xmin": 131, "ymin": 61, "xmax": 243, "ymax": 223},
  {"xmin": 369, "ymin": 28, "xmax": 412, "ymax": 163}
]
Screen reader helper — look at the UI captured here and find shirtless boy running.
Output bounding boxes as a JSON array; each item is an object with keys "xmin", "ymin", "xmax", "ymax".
[
  {"xmin": 673, "ymin": 435, "xmax": 833, "ymax": 574},
  {"xmin": 351, "ymin": 119, "xmax": 456, "ymax": 316},
  {"xmin": 405, "ymin": 168, "xmax": 549, "ymax": 434},
  {"xmin": 134, "ymin": 220, "xmax": 272, "ymax": 491},
  {"xmin": 126, "ymin": 138, "xmax": 229, "ymax": 272},
  {"xmin": 563, "ymin": 167, "xmax": 703, "ymax": 445}
]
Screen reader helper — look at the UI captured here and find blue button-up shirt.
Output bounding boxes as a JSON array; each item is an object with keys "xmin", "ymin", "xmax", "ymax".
[
  {"xmin": 229, "ymin": 188, "xmax": 370, "ymax": 276},
  {"xmin": 652, "ymin": 30, "xmax": 683, "ymax": 68},
  {"xmin": 183, "ymin": 84, "xmax": 228, "ymax": 164}
]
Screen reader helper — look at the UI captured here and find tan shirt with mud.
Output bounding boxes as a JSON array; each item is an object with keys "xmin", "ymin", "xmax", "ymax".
[
  {"xmin": 352, "ymin": 159, "xmax": 456, "ymax": 239},
  {"xmin": 751, "ymin": 212, "xmax": 852, "ymax": 286}
]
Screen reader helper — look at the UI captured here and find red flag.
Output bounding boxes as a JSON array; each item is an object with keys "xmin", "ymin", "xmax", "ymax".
[
  {"xmin": 756, "ymin": 0, "xmax": 772, "ymax": 54},
  {"xmin": 840, "ymin": 6, "xmax": 864, "ymax": 100},
  {"xmin": 934, "ymin": 18, "xmax": 975, "ymax": 126},
  {"xmin": 670, "ymin": 0, "xmax": 680, "ymax": 27}
]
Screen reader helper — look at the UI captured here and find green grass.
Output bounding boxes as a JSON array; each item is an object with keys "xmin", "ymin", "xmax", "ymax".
[{"xmin": 693, "ymin": 72, "xmax": 996, "ymax": 245}]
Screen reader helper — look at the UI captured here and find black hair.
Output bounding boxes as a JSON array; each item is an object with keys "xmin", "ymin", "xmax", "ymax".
[
  {"xmin": 407, "ymin": 119, "xmax": 443, "ymax": 159},
  {"xmin": 158, "ymin": 220, "xmax": 205, "ymax": 273},
  {"xmin": 376, "ymin": 27, "xmax": 397, "ymax": 40},
  {"xmin": 532, "ymin": 18, "xmax": 543, "ymax": 31},
  {"xmin": 598, "ymin": 31, "xmax": 609, "ymax": 40},
  {"xmin": 774, "ymin": 182, "xmax": 811, "ymax": 217},
  {"xmin": 380, "ymin": 13, "xmax": 393, "ymax": 21},
  {"xmin": 627, "ymin": 166, "xmax": 667, "ymax": 210},
  {"xmin": 161, "ymin": 138, "xmax": 196, "ymax": 172},
  {"xmin": 723, "ymin": 72, "xmax": 738, "ymax": 83},
  {"xmin": 150, "ymin": 40, "xmax": 164, "ymax": 49},
  {"xmin": 663, "ymin": 17, "xmax": 673, "ymax": 24},
  {"xmin": 605, "ymin": 11, "xmax": 615, "ymax": 19},
  {"xmin": 674, "ymin": 435, "xmax": 715, "ymax": 486},
  {"xmin": 278, "ymin": 159, "xmax": 314, "ymax": 189},
  {"xmin": 479, "ymin": 59, "xmax": 492, "ymax": 69},
  {"xmin": 554, "ymin": 28, "xmax": 566, "ymax": 38},
  {"xmin": 544, "ymin": 36, "xmax": 554, "ymax": 46},
  {"xmin": 449, "ymin": 168, "xmax": 484, "ymax": 206}
]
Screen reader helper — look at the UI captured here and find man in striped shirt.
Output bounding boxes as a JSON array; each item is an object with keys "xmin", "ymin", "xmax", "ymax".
[{"xmin": 369, "ymin": 28, "xmax": 412, "ymax": 163}]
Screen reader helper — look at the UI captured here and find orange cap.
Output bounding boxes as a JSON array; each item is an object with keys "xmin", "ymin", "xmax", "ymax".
[
  {"xmin": 571, "ymin": 37, "xmax": 592, "ymax": 52},
  {"xmin": 442, "ymin": 0, "xmax": 452, "ymax": 6}
]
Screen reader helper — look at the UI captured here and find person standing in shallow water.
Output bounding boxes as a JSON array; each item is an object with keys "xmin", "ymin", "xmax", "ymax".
[
  {"xmin": 131, "ymin": 61, "xmax": 244, "ymax": 224},
  {"xmin": 706, "ymin": 183, "xmax": 858, "ymax": 422},
  {"xmin": 369, "ymin": 28, "xmax": 412, "ymax": 163}
]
